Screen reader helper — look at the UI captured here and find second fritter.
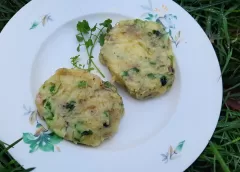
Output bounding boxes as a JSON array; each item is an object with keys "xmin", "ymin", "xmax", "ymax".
[{"xmin": 99, "ymin": 19, "xmax": 176, "ymax": 99}]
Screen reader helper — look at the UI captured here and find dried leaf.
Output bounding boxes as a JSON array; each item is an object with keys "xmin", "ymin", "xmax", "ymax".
[{"xmin": 227, "ymin": 99, "xmax": 240, "ymax": 111}]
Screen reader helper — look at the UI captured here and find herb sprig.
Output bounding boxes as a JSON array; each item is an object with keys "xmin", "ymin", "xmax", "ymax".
[{"xmin": 71, "ymin": 19, "xmax": 112, "ymax": 78}]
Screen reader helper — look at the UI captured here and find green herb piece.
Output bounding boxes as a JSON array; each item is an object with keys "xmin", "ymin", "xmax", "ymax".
[
  {"xmin": 77, "ymin": 20, "xmax": 90, "ymax": 34},
  {"xmin": 131, "ymin": 67, "xmax": 140, "ymax": 73},
  {"xmin": 160, "ymin": 76, "xmax": 167, "ymax": 86},
  {"xmin": 147, "ymin": 73, "xmax": 156, "ymax": 79},
  {"xmin": 99, "ymin": 19, "xmax": 112, "ymax": 28},
  {"xmin": 107, "ymin": 25, "xmax": 112, "ymax": 32},
  {"xmin": 44, "ymin": 100, "xmax": 54, "ymax": 120},
  {"xmin": 104, "ymin": 111, "xmax": 109, "ymax": 117},
  {"xmin": 81, "ymin": 130, "xmax": 93, "ymax": 136},
  {"xmin": 153, "ymin": 30, "xmax": 161, "ymax": 36},
  {"xmin": 85, "ymin": 39, "xmax": 93, "ymax": 48},
  {"xmin": 76, "ymin": 35, "xmax": 84, "ymax": 42},
  {"xmin": 78, "ymin": 81, "xmax": 88, "ymax": 88},
  {"xmin": 72, "ymin": 19, "xmax": 113, "ymax": 78},
  {"xmin": 44, "ymin": 101, "xmax": 52, "ymax": 111},
  {"xmin": 99, "ymin": 33, "xmax": 106, "ymax": 46},
  {"xmin": 88, "ymin": 67, "xmax": 95, "ymax": 72},
  {"xmin": 64, "ymin": 101, "xmax": 76, "ymax": 112},
  {"xmin": 49, "ymin": 83, "xmax": 61, "ymax": 95},
  {"xmin": 103, "ymin": 81, "xmax": 112, "ymax": 88},
  {"xmin": 77, "ymin": 44, "xmax": 81, "ymax": 52},
  {"xmin": 91, "ymin": 24, "xmax": 97, "ymax": 32},
  {"xmin": 150, "ymin": 61, "xmax": 156, "ymax": 65},
  {"xmin": 103, "ymin": 81, "xmax": 117, "ymax": 92},
  {"xmin": 121, "ymin": 71, "xmax": 129, "ymax": 77},
  {"xmin": 70, "ymin": 55, "xmax": 85, "ymax": 69},
  {"xmin": 49, "ymin": 84, "xmax": 55, "ymax": 94}
]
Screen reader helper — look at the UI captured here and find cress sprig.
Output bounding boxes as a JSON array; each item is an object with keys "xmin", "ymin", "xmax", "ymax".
[{"xmin": 71, "ymin": 19, "xmax": 112, "ymax": 78}]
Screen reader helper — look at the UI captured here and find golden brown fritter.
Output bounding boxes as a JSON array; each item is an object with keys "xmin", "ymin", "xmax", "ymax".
[
  {"xmin": 99, "ymin": 19, "xmax": 176, "ymax": 99},
  {"xmin": 35, "ymin": 68, "xmax": 124, "ymax": 147}
]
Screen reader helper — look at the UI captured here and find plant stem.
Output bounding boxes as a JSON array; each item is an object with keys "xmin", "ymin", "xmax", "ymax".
[
  {"xmin": 91, "ymin": 60, "xmax": 105, "ymax": 78},
  {"xmin": 80, "ymin": 29, "xmax": 105, "ymax": 78},
  {"xmin": 88, "ymin": 27, "xmax": 104, "ymax": 68},
  {"xmin": 80, "ymin": 32, "xmax": 91, "ymax": 66}
]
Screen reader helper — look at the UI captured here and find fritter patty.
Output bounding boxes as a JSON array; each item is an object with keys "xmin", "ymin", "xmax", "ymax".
[
  {"xmin": 99, "ymin": 19, "xmax": 176, "ymax": 99},
  {"xmin": 35, "ymin": 68, "xmax": 124, "ymax": 147}
]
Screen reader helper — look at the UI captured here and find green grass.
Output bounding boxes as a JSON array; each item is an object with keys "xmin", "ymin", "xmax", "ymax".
[{"xmin": 0, "ymin": 0, "xmax": 240, "ymax": 171}]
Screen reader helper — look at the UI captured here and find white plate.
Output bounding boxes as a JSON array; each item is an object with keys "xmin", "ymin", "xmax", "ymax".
[{"xmin": 0, "ymin": 0, "xmax": 222, "ymax": 171}]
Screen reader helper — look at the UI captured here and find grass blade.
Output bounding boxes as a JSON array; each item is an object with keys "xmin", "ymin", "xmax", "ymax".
[{"xmin": 210, "ymin": 141, "xmax": 231, "ymax": 172}]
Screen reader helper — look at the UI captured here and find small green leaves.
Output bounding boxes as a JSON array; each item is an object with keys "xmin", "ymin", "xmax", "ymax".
[
  {"xmin": 103, "ymin": 81, "xmax": 112, "ymax": 88},
  {"xmin": 100, "ymin": 19, "xmax": 112, "ymax": 28},
  {"xmin": 147, "ymin": 73, "xmax": 156, "ymax": 79},
  {"xmin": 103, "ymin": 81, "xmax": 117, "ymax": 92},
  {"xmin": 49, "ymin": 84, "xmax": 55, "ymax": 94},
  {"xmin": 152, "ymin": 30, "xmax": 161, "ymax": 36},
  {"xmin": 70, "ymin": 55, "xmax": 85, "ymax": 69},
  {"xmin": 121, "ymin": 67, "xmax": 140, "ymax": 77},
  {"xmin": 88, "ymin": 67, "xmax": 95, "ymax": 72},
  {"xmin": 91, "ymin": 24, "xmax": 97, "ymax": 32},
  {"xmin": 49, "ymin": 83, "xmax": 61, "ymax": 95},
  {"xmin": 44, "ymin": 101, "xmax": 52, "ymax": 111},
  {"xmin": 99, "ymin": 33, "xmax": 106, "ymax": 46},
  {"xmin": 104, "ymin": 111, "xmax": 109, "ymax": 117},
  {"xmin": 78, "ymin": 81, "xmax": 88, "ymax": 88},
  {"xmin": 76, "ymin": 35, "xmax": 84, "ymax": 42},
  {"xmin": 147, "ymin": 73, "xmax": 168, "ymax": 86},
  {"xmin": 64, "ymin": 101, "xmax": 76, "ymax": 112},
  {"xmin": 77, "ymin": 44, "xmax": 81, "ymax": 52},
  {"xmin": 81, "ymin": 130, "xmax": 93, "ymax": 136},
  {"xmin": 70, "ymin": 55, "xmax": 80, "ymax": 68},
  {"xmin": 150, "ymin": 61, "xmax": 156, "ymax": 65},
  {"xmin": 44, "ymin": 100, "xmax": 54, "ymax": 119},
  {"xmin": 99, "ymin": 19, "xmax": 112, "ymax": 46},
  {"xmin": 121, "ymin": 71, "xmax": 129, "ymax": 77},
  {"xmin": 72, "ymin": 19, "xmax": 113, "ymax": 77},
  {"xmin": 77, "ymin": 20, "xmax": 90, "ymax": 33},
  {"xmin": 85, "ymin": 39, "xmax": 93, "ymax": 48},
  {"xmin": 131, "ymin": 67, "xmax": 140, "ymax": 73}
]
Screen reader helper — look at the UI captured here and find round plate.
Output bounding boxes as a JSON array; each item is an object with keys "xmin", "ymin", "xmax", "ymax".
[{"xmin": 0, "ymin": 0, "xmax": 222, "ymax": 171}]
